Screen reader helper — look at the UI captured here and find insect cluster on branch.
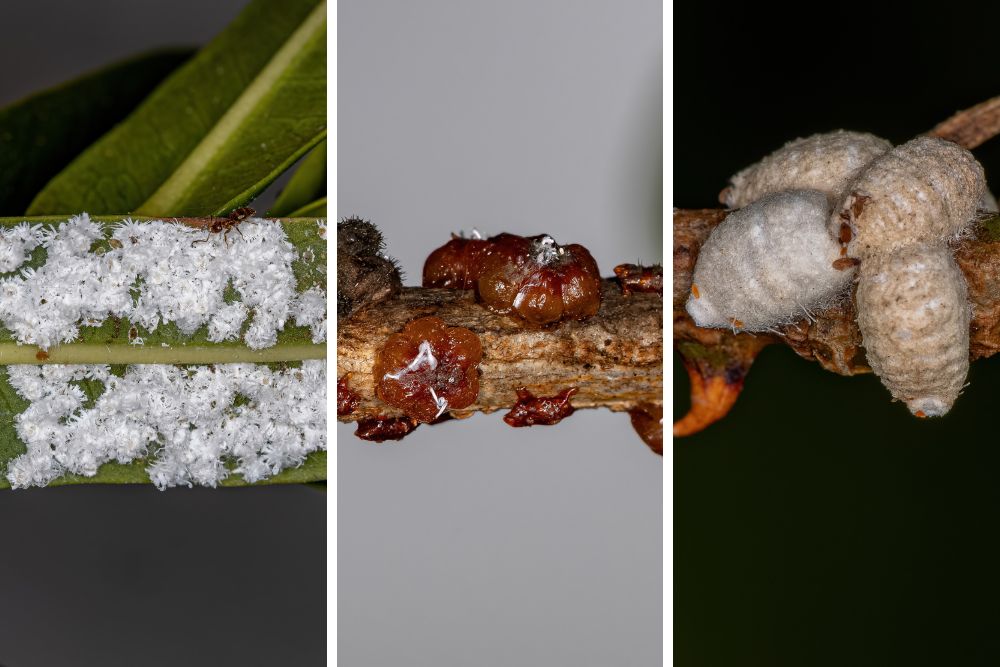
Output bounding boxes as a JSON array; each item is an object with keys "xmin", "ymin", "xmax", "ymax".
[{"xmin": 686, "ymin": 131, "xmax": 990, "ymax": 417}]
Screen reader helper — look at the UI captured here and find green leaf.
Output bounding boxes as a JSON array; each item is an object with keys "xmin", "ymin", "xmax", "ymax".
[
  {"xmin": 0, "ymin": 49, "xmax": 192, "ymax": 215},
  {"xmin": 28, "ymin": 0, "xmax": 327, "ymax": 217},
  {"xmin": 269, "ymin": 140, "xmax": 326, "ymax": 216},
  {"xmin": 287, "ymin": 196, "xmax": 327, "ymax": 218}
]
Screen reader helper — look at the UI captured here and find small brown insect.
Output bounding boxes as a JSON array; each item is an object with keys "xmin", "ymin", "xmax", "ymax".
[
  {"xmin": 35, "ymin": 349, "xmax": 49, "ymax": 361},
  {"xmin": 614, "ymin": 263, "xmax": 663, "ymax": 296},
  {"xmin": 839, "ymin": 222, "xmax": 853, "ymax": 244},
  {"xmin": 355, "ymin": 415, "xmax": 420, "ymax": 442},
  {"xmin": 832, "ymin": 257, "xmax": 861, "ymax": 271},
  {"xmin": 849, "ymin": 193, "xmax": 871, "ymax": 219},
  {"xmin": 503, "ymin": 387, "xmax": 577, "ymax": 427},
  {"xmin": 691, "ymin": 283, "xmax": 700, "ymax": 299},
  {"xmin": 191, "ymin": 207, "xmax": 255, "ymax": 247}
]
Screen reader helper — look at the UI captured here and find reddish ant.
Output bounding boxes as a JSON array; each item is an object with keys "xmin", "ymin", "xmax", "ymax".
[{"xmin": 191, "ymin": 207, "xmax": 255, "ymax": 247}]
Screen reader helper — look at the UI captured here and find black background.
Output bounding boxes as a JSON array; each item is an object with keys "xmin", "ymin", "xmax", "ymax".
[{"xmin": 675, "ymin": 3, "xmax": 1000, "ymax": 666}]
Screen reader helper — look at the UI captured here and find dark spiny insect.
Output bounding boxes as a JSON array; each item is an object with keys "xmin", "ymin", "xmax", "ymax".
[
  {"xmin": 191, "ymin": 207, "xmax": 255, "ymax": 247},
  {"xmin": 337, "ymin": 217, "xmax": 403, "ymax": 319}
]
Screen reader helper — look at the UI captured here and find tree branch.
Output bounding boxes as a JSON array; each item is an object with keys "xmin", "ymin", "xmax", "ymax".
[
  {"xmin": 672, "ymin": 94, "xmax": 1000, "ymax": 435},
  {"xmin": 337, "ymin": 280, "xmax": 663, "ymax": 422}
]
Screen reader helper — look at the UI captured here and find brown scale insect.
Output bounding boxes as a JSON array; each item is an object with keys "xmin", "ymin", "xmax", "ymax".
[
  {"xmin": 503, "ymin": 387, "xmax": 577, "ymax": 427},
  {"xmin": 355, "ymin": 415, "xmax": 420, "ymax": 442},
  {"xmin": 35, "ymin": 349, "xmax": 49, "ymax": 361},
  {"xmin": 613, "ymin": 263, "xmax": 663, "ymax": 296},
  {"xmin": 337, "ymin": 374, "xmax": 361, "ymax": 417},
  {"xmin": 191, "ymin": 207, "xmax": 255, "ymax": 247},
  {"xmin": 628, "ymin": 404, "xmax": 663, "ymax": 456}
]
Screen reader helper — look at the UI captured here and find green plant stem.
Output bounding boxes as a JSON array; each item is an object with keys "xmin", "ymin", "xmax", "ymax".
[{"xmin": 0, "ymin": 343, "xmax": 325, "ymax": 365}]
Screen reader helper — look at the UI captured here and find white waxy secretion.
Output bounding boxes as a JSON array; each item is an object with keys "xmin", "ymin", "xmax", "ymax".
[
  {"xmin": 0, "ymin": 214, "xmax": 327, "ymax": 349},
  {"xmin": 686, "ymin": 190, "xmax": 851, "ymax": 332},
  {"xmin": 5, "ymin": 361, "xmax": 327, "ymax": 490}
]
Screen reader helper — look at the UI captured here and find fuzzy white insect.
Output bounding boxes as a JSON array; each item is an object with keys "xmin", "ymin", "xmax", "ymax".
[{"xmin": 686, "ymin": 190, "xmax": 852, "ymax": 331}]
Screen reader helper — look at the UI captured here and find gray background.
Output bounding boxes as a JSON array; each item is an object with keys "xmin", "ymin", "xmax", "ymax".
[
  {"xmin": 338, "ymin": 1, "xmax": 662, "ymax": 665},
  {"xmin": 0, "ymin": 2, "xmax": 325, "ymax": 666}
]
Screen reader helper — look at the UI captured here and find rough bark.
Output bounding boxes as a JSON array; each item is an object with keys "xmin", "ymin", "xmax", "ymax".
[{"xmin": 337, "ymin": 280, "xmax": 663, "ymax": 421}]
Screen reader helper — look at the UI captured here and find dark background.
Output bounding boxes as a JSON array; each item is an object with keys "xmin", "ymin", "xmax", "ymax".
[
  {"xmin": 675, "ymin": 3, "xmax": 1000, "ymax": 666},
  {"xmin": 0, "ymin": 2, "xmax": 324, "ymax": 666}
]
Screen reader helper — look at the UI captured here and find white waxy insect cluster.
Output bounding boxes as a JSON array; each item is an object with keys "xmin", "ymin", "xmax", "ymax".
[
  {"xmin": 836, "ymin": 136, "xmax": 986, "ymax": 416},
  {"xmin": 687, "ymin": 131, "xmax": 989, "ymax": 417},
  {"xmin": 5, "ymin": 361, "xmax": 326, "ymax": 489},
  {"xmin": 686, "ymin": 190, "xmax": 849, "ymax": 331},
  {"xmin": 0, "ymin": 214, "xmax": 327, "ymax": 349},
  {"xmin": 0, "ymin": 215, "xmax": 328, "ymax": 488}
]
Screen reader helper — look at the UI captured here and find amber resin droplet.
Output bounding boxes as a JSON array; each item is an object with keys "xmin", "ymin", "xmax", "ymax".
[{"xmin": 374, "ymin": 316, "xmax": 482, "ymax": 423}]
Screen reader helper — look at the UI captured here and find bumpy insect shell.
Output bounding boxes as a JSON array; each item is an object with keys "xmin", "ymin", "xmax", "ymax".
[
  {"xmin": 833, "ymin": 136, "xmax": 986, "ymax": 258},
  {"xmin": 855, "ymin": 243, "xmax": 971, "ymax": 417}
]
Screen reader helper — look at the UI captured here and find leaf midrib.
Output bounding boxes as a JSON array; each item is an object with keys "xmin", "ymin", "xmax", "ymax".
[{"xmin": 136, "ymin": 0, "xmax": 327, "ymax": 216}]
